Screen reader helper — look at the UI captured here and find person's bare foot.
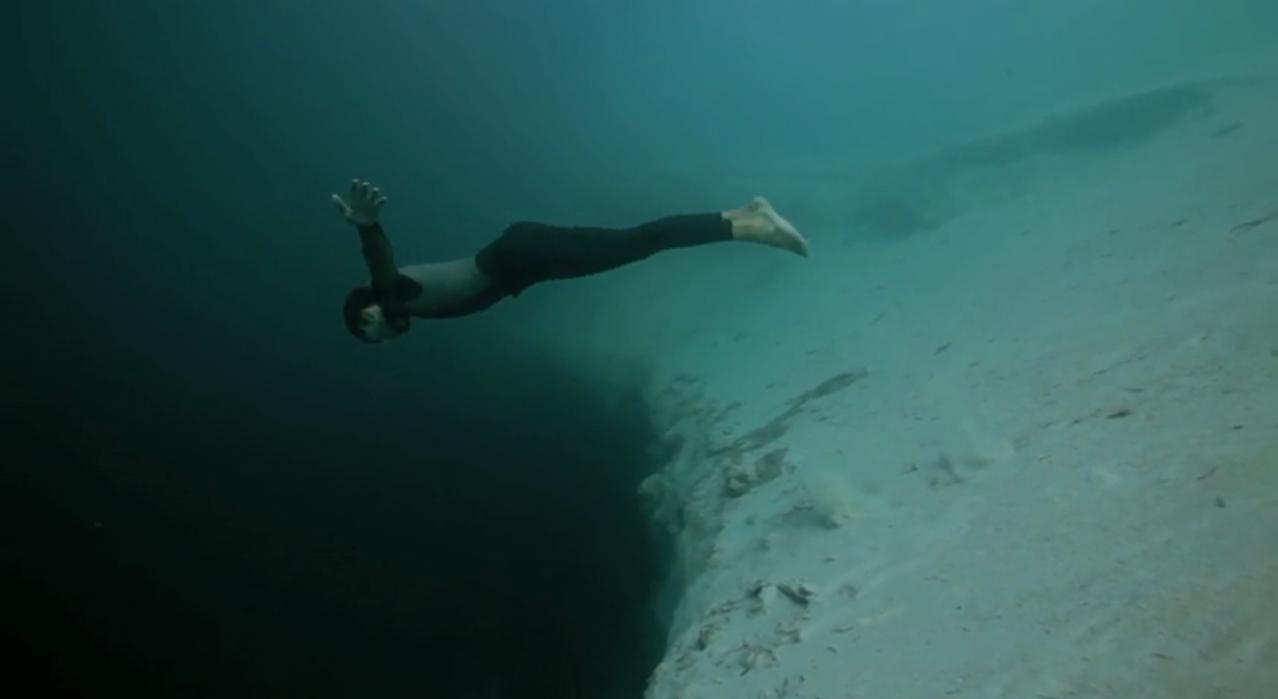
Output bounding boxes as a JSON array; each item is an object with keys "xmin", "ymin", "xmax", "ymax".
[{"xmin": 724, "ymin": 196, "xmax": 810, "ymax": 257}]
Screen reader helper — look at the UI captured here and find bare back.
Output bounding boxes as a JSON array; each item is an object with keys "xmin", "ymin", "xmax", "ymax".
[{"xmin": 397, "ymin": 258, "xmax": 505, "ymax": 319}]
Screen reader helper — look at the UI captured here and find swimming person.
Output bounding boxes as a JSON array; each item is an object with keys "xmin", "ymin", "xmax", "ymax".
[{"xmin": 334, "ymin": 179, "xmax": 809, "ymax": 344}]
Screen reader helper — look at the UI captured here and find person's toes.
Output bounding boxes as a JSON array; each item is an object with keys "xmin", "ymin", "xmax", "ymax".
[{"xmin": 783, "ymin": 231, "xmax": 809, "ymax": 257}]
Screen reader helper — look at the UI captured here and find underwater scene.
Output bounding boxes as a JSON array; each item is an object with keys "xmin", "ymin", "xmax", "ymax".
[{"xmin": 6, "ymin": 2, "xmax": 1278, "ymax": 697}]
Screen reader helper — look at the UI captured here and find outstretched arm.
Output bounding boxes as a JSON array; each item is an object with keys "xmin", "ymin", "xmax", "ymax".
[{"xmin": 332, "ymin": 179, "xmax": 397, "ymax": 295}]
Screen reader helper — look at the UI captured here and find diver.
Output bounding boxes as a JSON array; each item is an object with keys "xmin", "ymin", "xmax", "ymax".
[{"xmin": 334, "ymin": 178, "xmax": 809, "ymax": 343}]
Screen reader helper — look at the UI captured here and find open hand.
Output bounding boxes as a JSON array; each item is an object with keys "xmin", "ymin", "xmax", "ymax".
[{"xmin": 332, "ymin": 179, "xmax": 388, "ymax": 227}]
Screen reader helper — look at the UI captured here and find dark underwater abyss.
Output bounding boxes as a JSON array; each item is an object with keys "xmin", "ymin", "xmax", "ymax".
[
  {"xmin": 2, "ymin": 346, "xmax": 670, "ymax": 698},
  {"xmin": 3, "ymin": 3, "xmax": 673, "ymax": 696}
]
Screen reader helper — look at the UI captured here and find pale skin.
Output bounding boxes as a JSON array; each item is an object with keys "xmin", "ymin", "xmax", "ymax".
[{"xmin": 333, "ymin": 179, "xmax": 809, "ymax": 342}]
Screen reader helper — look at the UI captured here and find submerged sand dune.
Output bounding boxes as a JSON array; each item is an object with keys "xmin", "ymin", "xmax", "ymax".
[{"xmin": 613, "ymin": 77, "xmax": 1278, "ymax": 698}]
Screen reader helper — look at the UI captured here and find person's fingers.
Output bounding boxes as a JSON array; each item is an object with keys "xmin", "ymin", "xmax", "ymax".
[
  {"xmin": 332, "ymin": 193, "xmax": 351, "ymax": 217},
  {"xmin": 374, "ymin": 195, "xmax": 387, "ymax": 213},
  {"xmin": 347, "ymin": 179, "xmax": 387, "ymax": 206}
]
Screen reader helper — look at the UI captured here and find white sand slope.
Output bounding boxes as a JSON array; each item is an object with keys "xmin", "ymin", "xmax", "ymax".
[{"xmin": 630, "ymin": 78, "xmax": 1278, "ymax": 698}]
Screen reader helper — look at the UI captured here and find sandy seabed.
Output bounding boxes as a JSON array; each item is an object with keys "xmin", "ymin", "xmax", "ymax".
[{"xmin": 613, "ymin": 76, "xmax": 1278, "ymax": 699}]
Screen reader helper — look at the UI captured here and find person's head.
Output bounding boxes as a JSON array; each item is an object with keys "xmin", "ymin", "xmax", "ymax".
[{"xmin": 343, "ymin": 287, "xmax": 409, "ymax": 344}]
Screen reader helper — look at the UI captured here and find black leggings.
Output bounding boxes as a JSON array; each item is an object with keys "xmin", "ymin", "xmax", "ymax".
[{"xmin": 475, "ymin": 213, "xmax": 733, "ymax": 297}]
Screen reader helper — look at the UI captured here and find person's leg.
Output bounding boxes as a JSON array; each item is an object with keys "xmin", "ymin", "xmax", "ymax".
[{"xmin": 475, "ymin": 197, "xmax": 807, "ymax": 297}]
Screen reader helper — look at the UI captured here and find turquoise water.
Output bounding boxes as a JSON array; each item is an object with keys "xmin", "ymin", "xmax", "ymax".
[{"xmin": 6, "ymin": 2, "xmax": 1275, "ymax": 697}]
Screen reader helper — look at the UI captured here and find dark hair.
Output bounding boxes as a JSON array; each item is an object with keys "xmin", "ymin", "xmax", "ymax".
[{"xmin": 343, "ymin": 286, "xmax": 379, "ymax": 343}]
